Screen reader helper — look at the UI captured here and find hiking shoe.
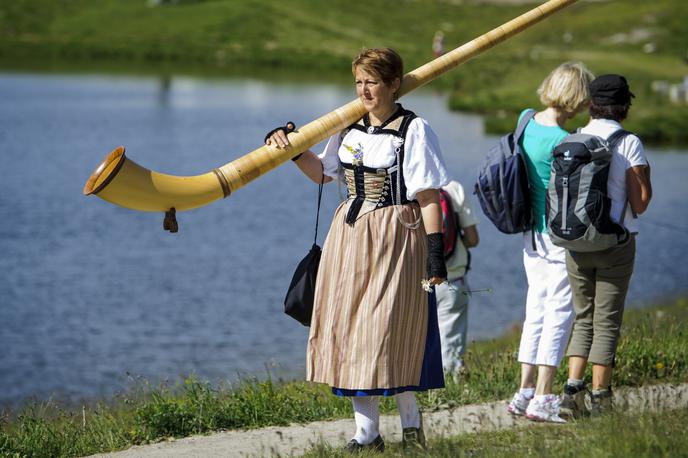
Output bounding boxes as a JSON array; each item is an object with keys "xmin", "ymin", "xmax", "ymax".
[
  {"xmin": 590, "ymin": 388, "xmax": 613, "ymax": 417},
  {"xmin": 560, "ymin": 383, "xmax": 589, "ymax": 419},
  {"xmin": 402, "ymin": 411, "xmax": 426, "ymax": 450},
  {"xmin": 525, "ymin": 394, "xmax": 567, "ymax": 423},
  {"xmin": 344, "ymin": 435, "xmax": 385, "ymax": 454},
  {"xmin": 507, "ymin": 391, "xmax": 532, "ymax": 416}
]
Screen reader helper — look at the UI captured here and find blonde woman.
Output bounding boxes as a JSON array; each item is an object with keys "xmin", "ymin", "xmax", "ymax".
[
  {"xmin": 267, "ymin": 48, "xmax": 449, "ymax": 451},
  {"xmin": 506, "ymin": 62, "xmax": 594, "ymax": 422}
]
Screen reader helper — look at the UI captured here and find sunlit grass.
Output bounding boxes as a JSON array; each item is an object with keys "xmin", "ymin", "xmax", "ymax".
[
  {"xmin": 1, "ymin": 297, "xmax": 686, "ymax": 457},
  {"xmin": 302, "ymin": 408, "xmax": 688, "ymax": 457}
]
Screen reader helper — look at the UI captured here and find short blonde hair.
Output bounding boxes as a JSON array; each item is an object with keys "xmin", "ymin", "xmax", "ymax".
[{"xmin": 538, "ymin": 61, "xmax": 594, "ymax": 113}]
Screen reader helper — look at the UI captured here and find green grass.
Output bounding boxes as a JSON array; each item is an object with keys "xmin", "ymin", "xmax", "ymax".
[
  {"xmin": 1, "ymin": 296, "xmax": 686, "ymax": 457},
  {"xmin": 1, "ymin": 0, "xmax": 687, "ymax": 145},
  {"xmin": 303, "ymin": 408, "xmax": 688, "ymax": 457}
]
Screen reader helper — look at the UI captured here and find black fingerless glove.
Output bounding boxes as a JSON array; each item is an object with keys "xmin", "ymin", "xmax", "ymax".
[
  {"xmin": 265, "ymin": 121, "xmax": 302, "ymax": 161},
  {"xmin": 426, "ymin": 232, "xmax": 447, "ymax": 279}
]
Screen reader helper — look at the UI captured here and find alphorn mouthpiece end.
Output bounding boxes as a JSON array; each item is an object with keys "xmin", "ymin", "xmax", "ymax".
[{"xmin": 83, "ymin": 146, "xmax": 127, "ymax": 196}]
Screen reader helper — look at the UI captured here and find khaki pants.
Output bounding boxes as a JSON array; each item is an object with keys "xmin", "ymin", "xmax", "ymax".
[{"xmin": 565, "ymin": 236, "xmax": 635, "ymax": 366}]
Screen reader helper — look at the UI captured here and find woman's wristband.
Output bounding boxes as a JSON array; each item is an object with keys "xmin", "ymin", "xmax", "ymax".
[
  {"xmin": 264, "ymin": 121, "xmax": 296, "ymax": 143},
  {"xmin": 426, "ymin": 232, "xmax": 447, "ymax": 279},
  {"xmin": 264, "ymin": 121, "xmax": 301, "ymax": 162}
]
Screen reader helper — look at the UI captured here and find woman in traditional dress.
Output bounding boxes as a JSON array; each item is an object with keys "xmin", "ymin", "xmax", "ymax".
[{"xmin": 266, "ymin": 48, "xmax": 449, "ymax": 452}]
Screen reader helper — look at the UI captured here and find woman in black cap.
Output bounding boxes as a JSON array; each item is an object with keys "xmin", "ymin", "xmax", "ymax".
[{"xmin": 559, "ymin": 74, "xmax": 653, "ymax": 417}]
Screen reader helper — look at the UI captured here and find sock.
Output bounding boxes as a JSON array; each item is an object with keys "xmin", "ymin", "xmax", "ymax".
[
  {"xmin": 395, "ymin": 391, "xmax": 420, "ymax": 429},
  {"xmin": 592, "ymin": 387, "xmax": 611, "ymax": 397},
  {"xmin": 566, "ymin": 378, "xmax": 585, "ymax": 388},
  {"xmin": 519, "ymin": 387, "xmax": 535, "ymax": 399},
  {"xmin": 351, "ymin": 396, "xmax": 380, "ymax": 444}
]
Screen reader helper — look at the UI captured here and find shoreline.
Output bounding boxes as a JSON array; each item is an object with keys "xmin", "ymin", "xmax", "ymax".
[
  {"xmin": 2, "ymin": 57, "xmax": 687, "ymax": 148},
  {"xmin": 1, "ymin": 296, "xmax": 686, "ymax": 457},
  {"xmin": 2, "ymin": 55, "xmax": 686, "ymax": 147},
  {"xmin": 2, "ymin": 290, "xmax": 684, "ymax": 413}
]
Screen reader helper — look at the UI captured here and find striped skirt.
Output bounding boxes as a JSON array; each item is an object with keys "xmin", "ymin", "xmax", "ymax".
[{"xmin": 306, "ymin": 200, "xmax": 444, "ymax": 394}]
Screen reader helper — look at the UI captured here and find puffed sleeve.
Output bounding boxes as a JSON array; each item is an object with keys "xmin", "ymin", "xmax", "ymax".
[
  {"xmin": 403, "ymin": 117, "xmax": 450, "ymax": 200},
  {"xmin": 318, "ymin": 132, "xmax": 343, "ymax": 179}
]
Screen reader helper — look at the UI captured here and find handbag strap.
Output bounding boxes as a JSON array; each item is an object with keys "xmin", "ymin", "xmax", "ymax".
[{"xmin": 314, "ymin": 163, "xmax": 324, "ymax": 245}]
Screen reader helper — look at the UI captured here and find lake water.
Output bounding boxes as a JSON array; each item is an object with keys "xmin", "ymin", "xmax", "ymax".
[{"xmin": 0, "ymin": 72, "xmax": 686, "ymax": 408}]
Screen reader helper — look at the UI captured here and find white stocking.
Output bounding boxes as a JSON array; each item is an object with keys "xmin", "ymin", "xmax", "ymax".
[
  {"xmin": 395, "ymin": 391, "xmax": 420, "ymax": 429},
  {"xmin": 351, "ymin": 396, "xmax": 380, "ymax": 444}
]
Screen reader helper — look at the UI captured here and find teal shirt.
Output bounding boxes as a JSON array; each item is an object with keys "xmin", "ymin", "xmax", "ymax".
[{"xmin": 517, "ymin": 109, "xmax": 568, "ymax": 232}]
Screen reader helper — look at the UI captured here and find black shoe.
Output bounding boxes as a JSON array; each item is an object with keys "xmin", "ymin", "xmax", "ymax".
[
  {"xmin": 402, "ymin": 411, "xmax": 426, "ymax": 450},
  {"xmin": 345, "ymin": 435, "xmax": 385, "ymax": 454}
]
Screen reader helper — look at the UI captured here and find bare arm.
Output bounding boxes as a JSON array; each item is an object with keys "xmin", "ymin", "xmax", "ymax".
[
  {"xmin": 267, "ymin": 129, "xmax": 333, "ymax": 185},
  {"xmin": 416, "ymin": 188, "xmax": 445, "ymax": 285},
  {"xmin": 417, "ymin": 188, "xmax": 442, "ymax": 234},
  {"xmin": 626, "ymin": 164, "xmax": 652, "ymax": 215},
  {"xmin": 293, "ymin": 151, "xmax": 333, "ymax": 184},
  {"xmin": 461, "ymin": 225, "xmax": 479, "ymax": 248}
]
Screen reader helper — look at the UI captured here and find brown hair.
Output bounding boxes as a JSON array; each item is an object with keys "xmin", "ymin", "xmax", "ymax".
[
  {"xmin": 352, "ymin": 48, "xmax": 404, "ymax": 88},
  {"xmin": 589, "ymin": 101, "xmax": 631, "ymax": 122}
]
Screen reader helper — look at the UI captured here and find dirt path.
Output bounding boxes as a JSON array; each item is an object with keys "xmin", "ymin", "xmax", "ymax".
[{"xmin": 89, "ymin": 383, "xmax": 688, "ymax": 458}]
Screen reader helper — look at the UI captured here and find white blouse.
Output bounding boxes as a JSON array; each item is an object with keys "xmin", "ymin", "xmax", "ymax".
[{"xmin": 318, "ymin": 117, "xmax": 450, "ymax": 201}]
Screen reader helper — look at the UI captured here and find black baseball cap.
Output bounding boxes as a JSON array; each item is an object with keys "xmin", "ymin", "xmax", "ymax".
[{"xmin": 590, "ymin": 74, "xmax": 635, "ymax": 105}]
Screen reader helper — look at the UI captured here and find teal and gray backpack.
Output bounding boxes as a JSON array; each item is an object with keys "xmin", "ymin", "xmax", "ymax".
[{"xmin": 546, "ymin": 129, "xmax": 632, "ymax": 252}]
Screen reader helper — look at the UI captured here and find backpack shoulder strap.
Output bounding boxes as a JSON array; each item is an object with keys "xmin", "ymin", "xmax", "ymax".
[
  {"xmin": 514, "ymin": 109, "xmax": 537, "ymax": 248},
  {"xmin": 606, "ymin": 129, "xmax": 637, "ymax": 224},
  {"xmin": 514, "ymin": 109, "xmax": 536, "ymax": 145},
  {"xmin": 606, "ymin": 129, "xmax": 633, "ymax": 148}
]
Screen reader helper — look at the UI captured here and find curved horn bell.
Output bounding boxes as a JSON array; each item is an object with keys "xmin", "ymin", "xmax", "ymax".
[
  {"xmin": 83, "ymin": 146, "xmax": 226, "ymax": 212},
  {"xmin": 84, "ymin": 0, "xmax": 578, "ymax": 215},
  {"xmin": 82, "ymin": 98, "xmax": 368, "ymax": 212}
]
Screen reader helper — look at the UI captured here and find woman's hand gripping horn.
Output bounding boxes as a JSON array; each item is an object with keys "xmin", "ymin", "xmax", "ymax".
[{"xmin": 265, "ymin": 121, "xmax": 302, "ymax": 161}]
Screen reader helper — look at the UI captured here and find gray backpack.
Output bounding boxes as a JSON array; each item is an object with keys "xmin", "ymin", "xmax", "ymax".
[{"xmin": 546, "ymin": 129, "xmax": 632, "ymax": 252}]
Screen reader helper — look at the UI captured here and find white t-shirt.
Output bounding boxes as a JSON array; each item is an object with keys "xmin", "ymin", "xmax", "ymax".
[
  {"xmin": 319, "ymin": 117, "xmax": 449, "ymax": 201},
  {"xmin": 442, "ymin": 180, "xmax": 480, "ymax": 280},
  {"xmin": 580, "ymin": 118, "xmax": 648, "ymax": 234}
]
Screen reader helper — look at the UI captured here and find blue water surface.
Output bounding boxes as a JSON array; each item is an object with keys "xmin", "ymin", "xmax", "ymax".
[{"xmin": 0, "ymin": 72, "xmax": 686, "ymax": 407}]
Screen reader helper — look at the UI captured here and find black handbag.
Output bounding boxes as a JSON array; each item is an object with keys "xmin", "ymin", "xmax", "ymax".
[{"xmin": 284, "ymin": 172, "xmax": 324, "ymax": 326}]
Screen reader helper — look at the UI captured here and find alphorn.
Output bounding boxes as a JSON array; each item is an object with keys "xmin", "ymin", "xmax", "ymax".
[{"xmin": 84, "ymin": 0, "xmax": 578, "ymax": 219}]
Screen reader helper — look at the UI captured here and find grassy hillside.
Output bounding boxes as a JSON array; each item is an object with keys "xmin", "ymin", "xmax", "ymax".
[{"xmin": 1, "ymin": 0, "xmax": 687, "ymax": 144}]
